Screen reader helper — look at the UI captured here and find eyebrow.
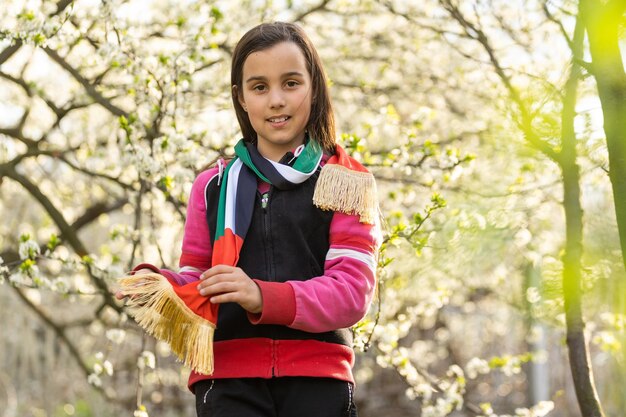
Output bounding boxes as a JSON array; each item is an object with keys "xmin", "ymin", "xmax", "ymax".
[{"xmin": 245, "ymin": 71, "xmax": 305, "ymax": 83}]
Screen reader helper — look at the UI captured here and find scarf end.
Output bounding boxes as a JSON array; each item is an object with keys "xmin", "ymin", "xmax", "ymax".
[
  {"xmin": 313, "ymin": 164, "xmax": 378, "ymax": 224},
  {"xmin": 119, "ymin": 273, "xmax": 215, "ymax": 375}
]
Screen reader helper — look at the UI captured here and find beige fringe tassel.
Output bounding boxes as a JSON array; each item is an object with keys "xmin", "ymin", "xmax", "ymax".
[
  {"xmin": 119, "ymin": 273, "xmax": 215, "ymax": 375},
  {"xmin": 313, "ymin": 164, "xmax": 378, "ymax": 224}
]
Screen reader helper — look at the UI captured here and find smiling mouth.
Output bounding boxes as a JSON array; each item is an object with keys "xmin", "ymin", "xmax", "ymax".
[{"xmin": 268, "ymin": 116, "xmax": 290, "ymax": 123}]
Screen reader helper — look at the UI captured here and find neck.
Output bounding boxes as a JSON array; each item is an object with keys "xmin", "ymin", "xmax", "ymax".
[{"xmin": 256, "ymin": 137, "xmax": 305, "ymax": 162}]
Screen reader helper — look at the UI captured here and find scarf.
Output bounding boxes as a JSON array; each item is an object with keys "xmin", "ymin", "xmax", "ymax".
[
  {"xmin": 119, "ymin": 138, "xmax": 377, "ymax": 375},
  {"xmin": 212, "ymin": 139, "xmax": 324, "ymax": 266}
]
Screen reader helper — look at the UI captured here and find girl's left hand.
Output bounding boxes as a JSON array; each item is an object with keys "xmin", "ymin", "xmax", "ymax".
[{"xmin": 197, "ymin": 265, "xmax": 263, "ymax": 314}]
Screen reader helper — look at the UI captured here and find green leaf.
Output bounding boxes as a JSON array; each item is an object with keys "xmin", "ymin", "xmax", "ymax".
[
  {"xmin": 32, "ymin": 33, "xmax": 46, "ymax": 46},
  {"xmin": 20, "ymin": 259, "xmax": 36, "ymax": 272},
  {"xmin": 18, "ymin": 11, "xmax": 35, "ymax": 21},
  {"xmin": 158, "ymin": 176, "xmax": 173, "ymax": 191},
  {"xmin": 47, "ymin": 234, "xmax": 60, "ymax": 251},
  {"xmin": 210, "ymin": 6, "xmax": 223, "ymax": 21}
]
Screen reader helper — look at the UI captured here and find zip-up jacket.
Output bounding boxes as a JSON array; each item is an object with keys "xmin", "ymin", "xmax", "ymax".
[{"xmin": 134, "ymin": 153, "xmax": 381, "ymax": 391}]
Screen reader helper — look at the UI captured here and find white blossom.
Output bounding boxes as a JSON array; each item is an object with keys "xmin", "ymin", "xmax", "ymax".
[
  {"xmin": 134, "ymin": 407, "xmax": 149, "ymax": 417},
  {"xmin": 105, "ymin": 328, "xmax": 126, "ymax": 344},
  {"xmin": 514, "ymin": 400, "xmax": 555, "ymax": 417},
  {"xmin": 19, "ymin": 239, "xmax": 40, "ymax": 260},
  {"xmin": 592, "ymin": 331, "xmax": 621, "ymax": 352},
  {"xmin": 501, "ymin": 356, "xmax": 522, "ymax": 377},
  {"xmin": 0, "ymin": 256, "xmax": 8, "ymax": 284},
  {"xmin": 87, "ymin": 373, "xmax": 102, "ymax": 387},
  {"xmin": 93, "ymin": 363, "xmax": 103, "ymax": 375},
  {"xmin": 526, "ymin": 286, "xmax": 541, "ymax": 304},
  {"xmin": 466, "ymin": 357, "xmax": 490, "ymax": 379},
  {"xmin": 532, "ymin": 401, "xmax": 555, "ymax": 416},
  {"xmin": 138, "ymin": 350, "xmax": 156, "ymax": 370},
  {"xmin": 52, "ymin": 278, "xmax": 70, "ymax": 294},
  {"xmin": 103, "ymin": 360, "xmax": 114, "ymax": 376},
  {"xmin": 9, "ymin": 270, "xmax": 32, "ymax": 286}
]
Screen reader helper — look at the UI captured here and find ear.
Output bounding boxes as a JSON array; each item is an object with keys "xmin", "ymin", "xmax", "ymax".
[{"xmin": 233, "ymin": 85, "xmax": 247, "ymax": 112}]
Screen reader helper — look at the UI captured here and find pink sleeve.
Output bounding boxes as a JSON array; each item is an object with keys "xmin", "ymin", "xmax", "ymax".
[
  {"xmin": 133, "ymin": 168, "xmax": 218, "ymax": 286},
  {"xmin": 250, "ymin": 212, "xmax": 382, "ymax": 333}
]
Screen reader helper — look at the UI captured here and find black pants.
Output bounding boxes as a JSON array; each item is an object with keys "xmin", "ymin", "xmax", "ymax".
[{"xmin": 195, "ymin": 377, "xmax": 358, "ymax": 417}]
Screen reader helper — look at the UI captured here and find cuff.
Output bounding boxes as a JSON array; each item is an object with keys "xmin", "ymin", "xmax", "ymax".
[
  {"xmin": 131, "ymin": 263, "xmax": 178, "ymax": 284},
  {"xmin": 131, "ymin": 263, "xmax": 161, "ymax": 274},
  {"xmin": 247, "ymin": 280, "xmax": 296, "ymax": 326}
]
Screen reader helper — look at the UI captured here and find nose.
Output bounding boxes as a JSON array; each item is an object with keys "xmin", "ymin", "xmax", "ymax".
[{"xmin": 268, "ymin": 88, "xmax": 286, "ymax": 109}]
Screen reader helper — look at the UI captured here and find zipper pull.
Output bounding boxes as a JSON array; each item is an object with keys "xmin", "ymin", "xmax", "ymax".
[
  {"xmin": 261, "ymin": 192, "xmax": 269, "ymax": 209},
  {"xmin": 287, "ymin": 144, "xmax": 305, "ymax": 165},
  {"xmin": 217, "ymin": 158, "xmax": 225, "ymax": 186}
]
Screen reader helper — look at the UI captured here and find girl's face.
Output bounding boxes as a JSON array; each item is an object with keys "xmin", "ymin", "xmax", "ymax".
[{"xmin": 238, "ymin": 41, "xmax": 312, "ymax": 161}]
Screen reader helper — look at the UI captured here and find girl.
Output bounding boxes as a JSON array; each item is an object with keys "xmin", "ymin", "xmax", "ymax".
[{"xmin": 119, "ymin": 22, "xmax": 380, "ymax": 417}]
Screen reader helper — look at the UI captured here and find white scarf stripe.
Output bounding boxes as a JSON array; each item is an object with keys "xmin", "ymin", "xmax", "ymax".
[
  {"xmin": 224, "ymin": 159, "xmax": 243, "ymax": 231},
  {"xmin": 325, "ymin": 248, "xmax": 376, "ymax": 275},
  {"xmin": 267, "ymin": 152, "xmax": 323, "ymax": 184}
]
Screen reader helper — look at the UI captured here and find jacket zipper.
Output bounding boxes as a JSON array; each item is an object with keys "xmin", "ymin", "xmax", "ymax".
[
  {"xmin": 271, "ymin": 339, "xmax": 278, "ymax": 377},
  {"xmin": 262, "ymin": 187, "xmax": 275, "ymax": 282},
  {"xmin": 262, "ymin": 188, "xmax": 278, "ymax": 377}
]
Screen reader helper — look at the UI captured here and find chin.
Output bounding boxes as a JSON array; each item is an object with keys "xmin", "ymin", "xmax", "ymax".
[{"xmin": 268, "ymin": 137, "xmax": 299, "ymax": 146}]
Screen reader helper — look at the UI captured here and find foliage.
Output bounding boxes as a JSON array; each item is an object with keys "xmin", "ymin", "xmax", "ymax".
[{"xmin": 1, "ymin": 0, "xmax": 624, "ymax": 416}]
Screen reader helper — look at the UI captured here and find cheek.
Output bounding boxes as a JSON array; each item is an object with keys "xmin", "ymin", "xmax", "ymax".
[
  {"xmin": 243, "ymin": 96, "xmax": 262, "ymax": 115},
  {"xmin": 298, "ymin": 90, "xmax": 313, "ymax": 114}
]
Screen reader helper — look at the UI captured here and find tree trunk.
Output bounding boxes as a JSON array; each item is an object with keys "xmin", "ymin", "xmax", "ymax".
[
  {"xmin": 562, "ymin": 164, "xmax": 605, "ymax": 417},
  {"xmin": 581, "ymin": 0, "xmax": 626, "ymax": 274},
  {"xmin": 559, "ymin": 7, "xmax": 606, "ymax": 417}
]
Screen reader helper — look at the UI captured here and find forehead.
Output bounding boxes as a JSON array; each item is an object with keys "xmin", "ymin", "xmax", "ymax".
[{"xmin": 243, "ymin": 41, "xmax": 309, "ymax": 78}]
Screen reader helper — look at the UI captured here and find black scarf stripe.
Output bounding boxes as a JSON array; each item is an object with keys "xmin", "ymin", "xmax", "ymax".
[
  {"xmin": 245, "ymin": 142, "xmax": 297, "ymax": 190},
  {"xmin": 235, "ymin": 165, "xmax": 257, "ymax": 241}
]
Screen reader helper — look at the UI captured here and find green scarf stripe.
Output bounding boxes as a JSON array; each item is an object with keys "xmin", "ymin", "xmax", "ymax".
[
  {"xmin": 292, "ymin": 139, "xmax": 322, "ymax": 173},
  {"xmin": 214, "ymin": 138, "xmax": 323, "ymax": 244},
  {"xmin": 234, "ymin": 141, "xmax": 271, "ymax": 183}
]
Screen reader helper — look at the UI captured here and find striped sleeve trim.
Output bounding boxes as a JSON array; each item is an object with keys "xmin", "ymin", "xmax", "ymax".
[
  {"xmin": 329, "ymin": 232, "xmax": 377, "ymax": 253},
  {"xmin": 179, "ymin": 265, "xmax": 202, "ymax": 274},
  {"xmin": 325, "ymin": 248, "xmax": 376, "ymax": 274}
]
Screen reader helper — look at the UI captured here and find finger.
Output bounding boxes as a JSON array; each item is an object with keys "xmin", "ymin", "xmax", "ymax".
[
  {"xmin": 208, "ymin": 292, "xmax": 240, "ymax": 305},
  {"xmin": 199, "ymin": 280, "xmax": 241, "ymax": 297},
  {"xmin": 200, "ymin": 264, "xmax": 236, "ymax": 280},
  {"xmin": 197, "ymin": 270, "xmax": 240, "ymax": 290},
  {"xmin": 197, "ymin": 272, "xmax": 226, "ymax": 291}
]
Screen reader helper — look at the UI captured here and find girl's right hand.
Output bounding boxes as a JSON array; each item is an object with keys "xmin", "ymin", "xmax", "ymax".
[{"xmin": 115, "ymin": 268, "xmax": 153, "ymax": 300}]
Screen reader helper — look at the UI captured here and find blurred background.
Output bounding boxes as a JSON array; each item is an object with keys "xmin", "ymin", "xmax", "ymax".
[{"xmin": 1, "ymin": 0, "xmax": 625, "ymax": 416}]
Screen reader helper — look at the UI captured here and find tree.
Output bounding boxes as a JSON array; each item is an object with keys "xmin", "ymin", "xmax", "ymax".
[
  {"xmin": 388, "ymin": 0, "xmax": 613, "ymax": 415},
  {"xmin": 1, "ymin": 1, "xmax": 623, "ymax": 416},
  {"xmin": 579, "ymin": 0, "xmax": 626, "ymax": 277}
]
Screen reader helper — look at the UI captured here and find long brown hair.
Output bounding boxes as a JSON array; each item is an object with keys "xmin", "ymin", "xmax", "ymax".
[{"xmin": 231, "ymin": 22, "xmax": 336, "ymax": 153}]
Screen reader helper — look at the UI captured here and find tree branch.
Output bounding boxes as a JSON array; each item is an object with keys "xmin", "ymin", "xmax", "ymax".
[
  {"xmin": 42, "ymin": 46, "xmax": 128, "ymax": 117},
  {"xmin": 437, "ymin": 0, "xmax": 560, "ymax": 162},
  {"xmin": 292, "ymin": 0, "xmax": 331, "ymax": 22},
  {"xmin": 0, "ymin": 41, "xmax": 22, "ymax": 66},
  {"xmin": 11, "ymin": 286, "xmax": 93, "ymax": 385},
  {"xmin": 0, "ymin": 166, "xmax": 122, "ymax": 312}
]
